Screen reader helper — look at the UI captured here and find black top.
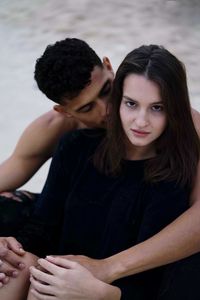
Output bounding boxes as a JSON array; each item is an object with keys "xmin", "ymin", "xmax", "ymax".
[{"xmin": 18, "ymin": 129, "xmax": 189, "ymax": 299}]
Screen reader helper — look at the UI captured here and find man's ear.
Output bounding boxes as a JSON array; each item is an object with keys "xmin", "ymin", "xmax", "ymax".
[
  {"xmin": 102, "ymin": 56, "xmax": 114, "ymax": 73},
  {"xmin": 53, "ymin": 105, "xmax": 72, "ymax": 118}
]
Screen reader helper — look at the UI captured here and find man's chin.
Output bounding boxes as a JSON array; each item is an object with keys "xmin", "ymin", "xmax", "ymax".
[
  {"xmin": 95, "ymin": 121, "xmax": 107, "ymax": 129},
  {"xmin": 85, "ymin": 121, "xmax": 107, "ymax": 129}
]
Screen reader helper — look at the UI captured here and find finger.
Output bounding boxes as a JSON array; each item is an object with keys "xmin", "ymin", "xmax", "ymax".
[
  {"xmin": 0, "ymin": 249, "xmax": 25, "ymax": 269},
  {"xmin": 30, "ymin": 266, "xmax": 55, "ymax": 285},
  {"xmin": 10, "ymin": 197, "xmax": 22, "ymax": 202},
  {"xmin": 7, "ymin": 237, "xmax": 25, "ymax": 255},
  {"xmin": 46, "ymin": 256, "xmax": 79, "ymax": 269},
  {"xmin": 0, "ymin": 243, "xmax": 9, "ymax": 258},
  {"xmin": 0, "ymin": 192, "xmax": 14, "ymax": 198},
  {"xmin": 0, "ymin": 258, "xmax": 14, "ymax": 274},
  {"xmin": 0, "ymin": 272, "xmax": 9, "ymax": 285},
  {"xmin": 0, "ymin": 273, "xmax": 6, "ymax": 280},
  {"xmin": 0, "ymin": 260, "xmax": 19, "ymax": 277},
  {"xmin": 0, "ymin": 192, "xmax": 22, "ymax": 202},
  {"xmin": 20, "ymin": 190, "xmax": 35, "ymax": 200},
  {"xmin": 36, "ymin": 264, "xmax": 49, "ymax": 272},
  {"xmin": 30, "ymin": 276, "xmax": 54, "ymax": 295},
  {"xmin": 61, "ymin": 254, "xmax": 75, "ymax": 259},
  {"xmin": 37, "ymin": 258, "xmax": 65, "ymax": 276},
  {"xmin": 1, "ymin": 276, "xmax": 10, "ymax": 285},
  {"xmin": 0, "ymin": 272, "xmax": 6, "ymax": 284},
  {"xmin": 30, "ymin": 288, "xmax": 55, "ymax": 300}
]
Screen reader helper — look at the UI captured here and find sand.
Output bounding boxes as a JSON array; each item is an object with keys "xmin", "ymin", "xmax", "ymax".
[{"xmin": 0, "ymin": 0, "xmax": 199, "ymax": 192}]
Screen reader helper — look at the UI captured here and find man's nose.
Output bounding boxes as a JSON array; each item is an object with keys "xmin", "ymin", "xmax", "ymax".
[{"xmin": 98, "ymin": 100, "xmax": 108, "ymax": 117}]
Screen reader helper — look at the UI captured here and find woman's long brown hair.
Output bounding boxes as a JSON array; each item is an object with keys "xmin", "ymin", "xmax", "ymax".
[{"xmin": 94, "ymin": 45, "xmax": 200, "ymax": 188}]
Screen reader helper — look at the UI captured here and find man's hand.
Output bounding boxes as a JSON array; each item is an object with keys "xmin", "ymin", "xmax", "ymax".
[
  {"xmin": 0, "ymin": 237, "xmax": 26, "ymax": 282},
  {"xmin": 0, "ymin": 191, "xmax": 22, "ymax": 202},
  {"xmin": 0, "ymin": 190, "xmax": 34, "ymax": 202},
  {"xmin": 58, "ymin": 254, "xmax": 114, "ymax": 283}
]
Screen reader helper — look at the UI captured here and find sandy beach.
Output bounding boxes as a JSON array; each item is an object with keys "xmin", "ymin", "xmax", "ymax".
[{"xmin": 0, "ymin": 0, "xmax": 199, "ymax": 192}]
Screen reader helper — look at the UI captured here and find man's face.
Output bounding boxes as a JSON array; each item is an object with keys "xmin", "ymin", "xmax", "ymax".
[{"xmin": 56, "ymin": 58, "xmax": 114, "ymax": 128}]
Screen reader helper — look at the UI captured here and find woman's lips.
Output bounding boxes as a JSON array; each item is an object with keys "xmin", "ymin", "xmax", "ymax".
[{"xmin": 131, "ymin": 129, "xmax": 150, "ymax": 137}]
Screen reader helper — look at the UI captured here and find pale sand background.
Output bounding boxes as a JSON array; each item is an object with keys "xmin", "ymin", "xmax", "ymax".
[{"xmin": 0, "ymin": 0, "xmax": 199, "ymax": 192}]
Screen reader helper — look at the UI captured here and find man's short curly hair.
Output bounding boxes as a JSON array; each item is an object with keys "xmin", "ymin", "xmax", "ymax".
[{"xmin": 34, "ymin": 38, "xmax": 103, "ymax": 104}]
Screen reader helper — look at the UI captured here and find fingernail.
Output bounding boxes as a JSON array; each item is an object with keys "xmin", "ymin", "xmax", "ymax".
[
  {"xmin": 3, "ymin": 277, "xmax": 9, "ymax": 284},
  {"xmin": 46, "ymin": 255, "xmax": 54, "ymax": 259},
  {"xmin": 0, "ymin": 260, "xmax": 3, "ymax": 265},
  {"xmin": 19, "ymin": 248, "xmax": 25, "ymax": 253},
  {"xmin": 18, "ymin": 263, "xmax": 25, "ymax": 269},
  {"xmin": 12, "ymin": 270, "xmax": 19, "ymax": 277},
  {"xmin": 0, "ymin": 273, "xmax": 5, "ymax": 279}
]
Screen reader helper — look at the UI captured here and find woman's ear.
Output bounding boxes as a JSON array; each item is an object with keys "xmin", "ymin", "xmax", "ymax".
[{"xmin": 53, "ymin": 105, "xmax": 72, "ymax": 117}]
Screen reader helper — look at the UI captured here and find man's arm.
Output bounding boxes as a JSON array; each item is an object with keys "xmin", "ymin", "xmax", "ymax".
[
  {"xmin": 63, "ymin": 166, "xmax": 200, "ymax": 283},
  {"xmin": 0, "ymin": 110, "xmax": 79, "ymax": 192},
  {"xmin": 0, "ymin": 129, "xmax": 81, "ymax": 281},
  {"xmin": 106, "ymin": 181, "xmax": 200, "ymax": 282},
  {"xmin": 65, "ymin": 109, "xmax": 200, "ymax": 283}
]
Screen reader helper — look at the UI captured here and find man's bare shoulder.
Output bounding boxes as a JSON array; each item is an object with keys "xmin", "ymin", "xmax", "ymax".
[
  {"xmin": 14, "ymin": 110, "xmax": 82, "ymax": 159},
  {"xmin": 29, "ymin": 109, "xmax": 80, "ymax": 133},
  {"xmin": 0, "ymin": 110, "xmax": 84, "ymax": 191}
]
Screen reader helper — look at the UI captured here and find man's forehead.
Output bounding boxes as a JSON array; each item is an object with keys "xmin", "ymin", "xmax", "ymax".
[{"xmin": 62, "ymin": 67, "xmax": 108, "ymax": 111}]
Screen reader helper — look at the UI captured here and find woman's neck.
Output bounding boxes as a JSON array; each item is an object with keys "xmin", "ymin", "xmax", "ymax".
[{"xmin": 124, "ymin": 139, "xmax": 156, "ymax": 161}]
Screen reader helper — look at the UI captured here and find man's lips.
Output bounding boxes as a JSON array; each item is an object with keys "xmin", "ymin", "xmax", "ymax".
[{"xmin": 131, "ymin": 129, "xmax": 150, "ymax": 136}]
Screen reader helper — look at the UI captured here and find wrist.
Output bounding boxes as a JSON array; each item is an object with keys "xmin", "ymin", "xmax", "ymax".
[
  {"xmin": 96, "ymin": 280, "xmax": 121, "ymax": 300},
  {"xmin": 104, "ymin": 247, "xmax": 141, "ymax": 282},
  {"xmin": 103, "ymin": 256, "xmax": 125, "ymax": 283}
]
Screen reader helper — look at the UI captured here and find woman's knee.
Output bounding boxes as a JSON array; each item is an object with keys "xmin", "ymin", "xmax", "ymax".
[{"xmin": 23, "ymin": 252, "xmax": 39, "ymax": 270}]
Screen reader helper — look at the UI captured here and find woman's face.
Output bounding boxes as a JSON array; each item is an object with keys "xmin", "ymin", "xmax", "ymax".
[{"xmin": 119, "ymin": 74, "xmax": 167, "ymax": 159}]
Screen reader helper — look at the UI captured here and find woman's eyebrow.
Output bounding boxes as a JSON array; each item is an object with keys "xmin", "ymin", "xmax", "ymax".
[
  {"xmin": 122, "ymin": 95, "xmax": 136, "ymax": 102},
  {"xmin": 122, "ymin": 95, "xmax": 163, "ymax": 104}
]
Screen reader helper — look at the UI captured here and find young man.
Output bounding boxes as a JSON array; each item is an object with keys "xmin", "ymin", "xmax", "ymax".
[
  {"xmin": 0, "ymin": 38, "xmax": 114, "ymax": 235},
  {"xmin": 0, "ymin": 38, "xmax": 200, "ymax": 299}
]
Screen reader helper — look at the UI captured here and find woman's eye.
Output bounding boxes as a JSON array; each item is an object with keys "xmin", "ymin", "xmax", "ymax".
[
  {"xmin": 126, "ymin": 101, "xmax": 136, "ymax": 108},
  {"xmin": 151, "ymin": 105, "xmax": 163, "ymax": 112}
]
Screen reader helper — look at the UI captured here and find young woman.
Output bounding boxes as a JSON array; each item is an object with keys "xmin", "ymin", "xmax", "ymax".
[{"xmin": 1, "ymin": 45, "xmax": 199, "ymax": 300}]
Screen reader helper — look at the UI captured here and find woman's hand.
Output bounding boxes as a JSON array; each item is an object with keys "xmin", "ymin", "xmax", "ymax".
[
  {"xmin": 58, "ymin": 254, "xmax": 114, "ymax": 283},
  {"xmin": 29, "ymin": 256, "xmax": 121, "ymax": 300}
]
